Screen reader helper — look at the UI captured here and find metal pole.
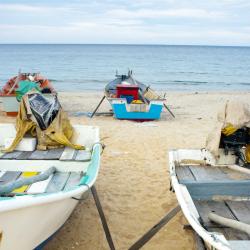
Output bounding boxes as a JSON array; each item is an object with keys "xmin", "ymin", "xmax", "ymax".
[
  {"xmin": 128, "ymin": 205, "xmax": 180, "ymax": 250},
  {"xmin": 91, "ymin": 186, "xmax": 116, "ymax": 250},
  {"xmin": 90, "ymin": 95, "xmax": 106, "ymax": 118}
]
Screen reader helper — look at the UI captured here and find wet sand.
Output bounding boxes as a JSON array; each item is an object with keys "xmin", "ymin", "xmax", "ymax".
[{"xmin": 1, "ymin": 91, "xmax": 249, "ymax": 250}]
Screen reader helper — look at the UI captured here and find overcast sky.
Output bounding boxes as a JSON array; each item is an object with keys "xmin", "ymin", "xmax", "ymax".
[{"xmin": 0, "ymin": 0, "xmax": 250, "ymax": 45}]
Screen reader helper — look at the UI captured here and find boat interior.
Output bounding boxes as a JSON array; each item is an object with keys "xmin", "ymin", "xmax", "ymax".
[
  {"xmin": 175, "ymin": 155, "xmax": 250, "ymax": 247},
  {"xmin": 0, "ymin": 124, "xmax": 99, "ymax": 197}
]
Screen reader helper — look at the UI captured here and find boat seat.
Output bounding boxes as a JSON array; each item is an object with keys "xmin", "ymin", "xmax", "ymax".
[
  {"xmin": 0, "ymin": 147, "xmax": 91, "ymax": 162},
  {"xmin": 0, "ymin": 170, "xmax": 84, "ymax": 195}
]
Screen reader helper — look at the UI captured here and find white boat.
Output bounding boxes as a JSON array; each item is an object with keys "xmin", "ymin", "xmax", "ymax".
[
  {"xmin": 0, "ymin": 123, "xmax": 101, "ymax": 250},
  {"xmin": 169, "ymin": 148, "xmax": 250, "ymax": 250}
]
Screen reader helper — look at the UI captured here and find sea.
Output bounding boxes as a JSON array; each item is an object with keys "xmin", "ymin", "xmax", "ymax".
[{"xmin": 0, "ymin": 44, "xmax": 250, "ymax": 92}]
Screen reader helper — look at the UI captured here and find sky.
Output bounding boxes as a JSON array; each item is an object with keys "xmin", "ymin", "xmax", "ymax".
[{"xmin": 0, "ymin": 0, "xmax": 250, "ymax": 45}]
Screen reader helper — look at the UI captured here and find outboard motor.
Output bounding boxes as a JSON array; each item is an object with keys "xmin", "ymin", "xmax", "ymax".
[{"xmin": 220, "ymin": 127, "xmax": 250, "ymax": 166}]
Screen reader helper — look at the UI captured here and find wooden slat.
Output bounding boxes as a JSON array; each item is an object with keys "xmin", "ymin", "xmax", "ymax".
[
  {"xmin": 64, "ymin": 172, "xmax": 83, "ymax": 191},
  {"xmin": 46, "ymin": 172, "xmax": 70, "ymax": 193},
  {"xmin": 16, "ymin": 151, "xmax": 33, "ymax": 160},
  {"xmin": 176, "ymin": 166, "xmax": 196, "ymax": 182},
  {"xmin": 29, "ymin": 150, "xmax": 48, "ymax": 160},
  {"xmin": 226, "ymin": 201, "xmax": 250, "ymax": 224},
  {"xmin": 13, "ymin": 172, "xmax": 39, "ymax": 193},
  {"xmin": 184, "ymin": 180, "xmax": 250, "ymax": 200},
  {"xmin": 74, "ymin": 150, "xmax": 91, "ymax": 162},
  {"xmin": 27, "ymin": 174, "xmax": 53, "ymax": 194},
  {"xmin": 0, "ymin": 171, "xmax": 6, "ymax": 179},
  {"xmin": 60, "ymin": 147, "xmax": 76, "ymax": 161},
  {"xmin": 2, "ymin": 151, "xmax": 23, "ymax": 159},
  {"xmin": 0, "ymin": 171, "xmax": 22, "ymax": 185},
  {"xmin": 208, "ymin": 227, "xmax": 250, "ymax": 240},
  {"xmin": 189, "ymin": 166, "xmax": 228, "ymax": 181},
  {"xmin": 45, "ymin": 148, "xmax": 64, "ymax": 160},
  {"xmin": 194, "ymin": 200, "xmax": 236, "ymax": 228}
]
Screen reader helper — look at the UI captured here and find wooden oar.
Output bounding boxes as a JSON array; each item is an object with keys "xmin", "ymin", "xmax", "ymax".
[
  {"xmin": 90, "ymin": 95, "xmax": 106, "ymax": 118},
  {"xmin": 164, "ymin": 103, "xmax": 175, "ymax": 118}
]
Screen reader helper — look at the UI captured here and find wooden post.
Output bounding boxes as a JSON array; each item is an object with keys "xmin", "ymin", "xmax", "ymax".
[
  {"xmin": 128, "ymin": 205, "xmax": 180, "ymax": 250},
  {"xmin": 91, "ymin": 186, "xmax": 115, "ymax": 250}
]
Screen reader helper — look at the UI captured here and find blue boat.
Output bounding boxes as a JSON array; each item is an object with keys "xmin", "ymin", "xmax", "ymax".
[
  {"xmin": 110, "ymin": 98, "xmax": 164, "ymax": 121},
  {"xmin": 105, "ymin": 71, "xmax": 166, "ymax": 121}
]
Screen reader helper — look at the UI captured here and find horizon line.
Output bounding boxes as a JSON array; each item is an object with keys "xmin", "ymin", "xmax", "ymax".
[{"xmin": 0, "ymin": 43, "xmax": 249, "ymax": 47}]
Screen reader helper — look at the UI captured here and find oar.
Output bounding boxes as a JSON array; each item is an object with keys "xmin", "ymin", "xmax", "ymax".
[{"xmin": 90, "ymin": 95, "xmax": 106, "ymax": 118}]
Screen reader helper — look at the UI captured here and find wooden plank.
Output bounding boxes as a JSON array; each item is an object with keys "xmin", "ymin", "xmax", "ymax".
[
  {"xmin": 13, "ymin": 172, "xmax": 39, "ymax": 193},
  {"xmin": 46, "ymin": 172, "xmax": 70, "ymax": 193},
  {"xmin": 29, "ymin": 150, "xmax": 48, "ymax": 160},
  {"xmin": 229, "ymin": 241, "xmax": 250, "ymax": 250},
  {"xmin": 74, "ymin": 150, "xmax": 91, "ymax": 162},
  {"xmin": 208, "ymin": 227, "xmax": 250, "ymax": 240},
  {"xmin": 0, "ymin": 171, "xmax": 6, "ymax": 179},
  {"xmin": 27, "ymin": 174, "xmax": 53, "ymax": 194},
  {"xmin": 176, "ymin": 166, "xmax": 196, "ymax": 182},
  {"xmin": 226, "ymin": 201, "xmax": 250, "ymax": 224},
  {"xmin": 16, "ymin": 151, "xmax": 33, "ymax": 160},
  {"xmin": 2, "ymin": 151, "xmax": 22, "ymax": 159},
  {"xmin": 194, "ymin": 200, "xmax": 236, "ymax": 228},
  {"xmin": 60, "ymin": 147, "xmax": 76, "ymax": 161},
  {"xmin": 45, "ymin": 148, "xmax": 64, "ymax": 160},
  {"xmin": 128, "ymin": 205, "xmax": 181, "ymax": 250},
  {"xmin": 189, "ymin": 166, "xmax": 229, "ymax": 181},
  {"xmin": 184, "ymin": 180, "xmax": 250, "ymax": 200},
  {"xmin": 64, "ymin": 172, "xmax": 83, "ymax": 191},
  {"xmin": 0, "ymin": 171, "xmax": 22, "ymax": 185}
]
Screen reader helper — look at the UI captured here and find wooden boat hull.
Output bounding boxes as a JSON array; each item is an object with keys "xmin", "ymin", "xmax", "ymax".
[
  {"xmin": 109, "ymin": 98, "xmax": 164, "ymax": 120},
  {"xmin": 169, "ymin": 149, "xmax": 250, "ymax": 250}
]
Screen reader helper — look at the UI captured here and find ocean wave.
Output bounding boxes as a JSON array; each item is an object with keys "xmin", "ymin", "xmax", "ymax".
[{"xmin": 239, "ymin": 82, "xmax": 250, "ymax": 86}]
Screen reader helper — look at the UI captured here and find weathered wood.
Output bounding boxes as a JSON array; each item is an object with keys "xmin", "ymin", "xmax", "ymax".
[
  {"xmin": 128, "ymin": 206, "xmax": 181, "ymax": 250},
  {"xmin": 27, "ymin": 174, "xmax": 53, "ymax": 194},
  {"xmin": 2, "ymin": 151, "xmax": 22, "ymax": 159},
  {"xmin": 0, "ymin": 171, "xmax": 22, "ymax": 185},
  {"xmin": 194, "ymin": 200, "xmax": 236, "ymax": 228},
  {"xmin": 60, "ymin": 147, "xmax": 77, "ymax": 161},
  {"xmin": 45, "ymin": 148, "xmax": 64, "ymax": 160},
  {"xmin": 226, "ymin": 201, "xmax": 250, "ymax": 224},
  {"xmin": 64, "ymin": 172, "xmax": 83, "ymax": 191},
  {"xmin": 176, "ymin": 166, "xmax": 196, "ymax": 182},
  {"xmin": 229, "ymin": 241, "xmax": 250, "ymax": 250},
  {"xmin": 208, "ymin": 227, "xmax": 250, "ymax": 240},
  {"xmin": 29, "ymin": 150, "xmax": 48, "ymax": 160},
  {"xmin": 91, "ymin": 185, "xmax": 116, "ymax": 250},
  {"xmin": 74, "ymin": 150, "xmax": 91, "ymax": 162},
  {"xmin": 189, "ymin": 165, "xmax": 228, "ymax": 181},
  {"xmin": 184, "ymin": 180, "xmax": 250, "ymax": 200},
  {"xmin": 46, "ymin": 172, "xmax": 70, "ymax": 193},
  {"xmin": 16, "ymin": 151, "xmax": 33, "ymax": 160},
  {"xmin": 193, "ymin": 231, "xmax": 206, "ymax": 250}
]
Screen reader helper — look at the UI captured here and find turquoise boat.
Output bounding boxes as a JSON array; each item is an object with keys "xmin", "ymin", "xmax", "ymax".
[{"xmin": 105, "ymin": 71, "xmax": 165, "ymax": 121}]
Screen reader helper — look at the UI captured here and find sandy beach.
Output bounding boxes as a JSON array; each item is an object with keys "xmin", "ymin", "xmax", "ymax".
[{"xmin": 1, "ymin": 91, "xmax": 250, "ymax": 250}]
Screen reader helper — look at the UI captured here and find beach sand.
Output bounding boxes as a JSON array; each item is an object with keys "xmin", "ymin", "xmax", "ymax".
[{"xmin": 1, "ymin": 91, "xmax": 250, "ymax": 250}]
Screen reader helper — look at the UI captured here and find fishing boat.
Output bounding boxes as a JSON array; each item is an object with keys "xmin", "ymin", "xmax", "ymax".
[
  {"xmin": 97, "ymin": 70, "xmax": 174, "ymax": 121},
  {"xmin": 0, "ymin": 123, "xmax": 101, "ymax": 250},
  {"xmin": 0, "ymin": 72, "xmax": 55, "ymax": 116},
  {"xmin": 169, "ymin": 105, "xmax": 250, "ymax": 250}
]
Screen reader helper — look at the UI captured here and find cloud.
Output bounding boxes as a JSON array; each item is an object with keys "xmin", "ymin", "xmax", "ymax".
[{"xmin": 0, "ymin": 1, "xmax": 249, "ymax": 45}]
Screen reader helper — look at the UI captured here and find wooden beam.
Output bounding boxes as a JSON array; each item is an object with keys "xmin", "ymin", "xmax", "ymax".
[
  {"xmin": 128, "ymin": 206, "xmax": 180, "ymax": 250},
  {"xmin": 91, "ymin": 185, "xmax": 115, "ymax": 250}
]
